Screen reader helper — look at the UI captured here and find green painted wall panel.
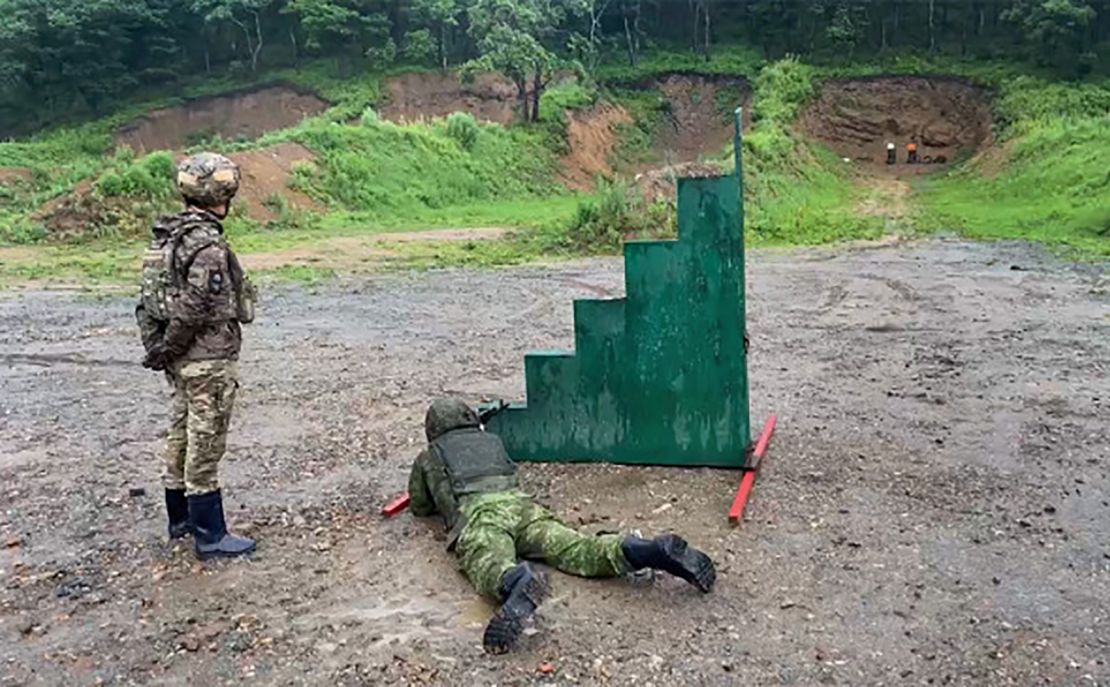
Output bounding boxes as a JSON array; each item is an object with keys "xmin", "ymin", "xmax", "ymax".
[{"xmin": 486, "ymin": 171, "xmax": 750, "ymax": 467}]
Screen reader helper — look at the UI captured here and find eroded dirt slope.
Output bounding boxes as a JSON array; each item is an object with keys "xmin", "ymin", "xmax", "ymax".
[
  {"xmin": 1, "ymin": 240, "xmax": 1107, "ymax": 685},
  {"xmin": 230, "ymin": 142, "xmax": 321, "ymax": 221},
  {"xmin": 560, "ymin": 101, "xmax": 633, "ymax": 191},
  {"xmin": 115, "ymin": 86, "xmax": 328, "ymax": 152},
  {"xmin": 378, "ymin": 72, "xmax": 518, "ymax": 125},
  {"xmin": 654, "ymin": 73, "xmax": 751, "ymax": 165},
  {"xmin": 800, "ymin": 76, "xmax": 993, "ymax": 170}
]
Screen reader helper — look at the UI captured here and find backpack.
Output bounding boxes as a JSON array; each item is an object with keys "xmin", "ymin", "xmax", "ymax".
[
  {"xmin": 139, "ymin": 219, "xmax": 255, "ymax": 324},
  {"xmin": 139, "ymin": 230, "xmax": 180, "ymax": 323}
]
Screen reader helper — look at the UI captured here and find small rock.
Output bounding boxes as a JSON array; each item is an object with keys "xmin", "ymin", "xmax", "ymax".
[
  {"xmin": 317, "ymin": 642, "xmax": 338, "ymax": 654},
  {"xmin": 4, "ymin": 537, "xmax": 19, "ymax": 549},
  {"xmin": 17, "ymin": 620, "xmax": 35, "ymax": 636},
  {"xmin": 182, "ymin": 637, "xmax": 200, "ymax": 652},
  {"xmin": 128, "ymin": 487, "xmax": 146, "ymax": 498},
  {"xmin": 651, "ymin": 503, "xmax": 672, "ymax": 515}
]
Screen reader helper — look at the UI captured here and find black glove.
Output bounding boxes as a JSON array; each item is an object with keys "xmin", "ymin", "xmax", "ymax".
[{"xmin": 142, "ymin": 345, "xmax": 169, "ymax": 371}]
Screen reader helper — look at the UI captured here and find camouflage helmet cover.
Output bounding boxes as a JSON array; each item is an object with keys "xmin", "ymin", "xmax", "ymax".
[
  {"xmin": 425, "ymin": 398, "xmax": 481, "ymax": 442},
  {"xmin": 176, "ymin": 152, "xmax": 241, "ymax": 206}
]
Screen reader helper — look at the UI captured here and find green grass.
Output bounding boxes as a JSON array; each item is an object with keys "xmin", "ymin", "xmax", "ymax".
[
  {"xmin": 3, "ymin": 46, "xmax": 1108, "ymax": 285},
  {"xmin": 919, "ymin": 115, "xmax": 1110, "ymax": 256},
  {"xmin": 739, "ymin": 58, "xmax": 881, "ymax": 244}
]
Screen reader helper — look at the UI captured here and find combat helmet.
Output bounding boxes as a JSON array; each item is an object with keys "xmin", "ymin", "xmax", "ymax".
[{"xmin": 176, "ymin": 152, "xmax": 241, "ymax": 207}]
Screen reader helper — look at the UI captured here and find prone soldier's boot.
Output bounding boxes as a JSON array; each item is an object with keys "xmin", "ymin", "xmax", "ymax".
[
  {"xmin": 620, "ymin": 534, "xmax": 716, "ymax": 593},
  {"xmin": 188, "ymin": 490, "xmax": 256, "ymax": 560},
  {"xmin": 482, "ymin": 563, "xmax": 549, "ymax": 654},
  {"xmin": 165, "ymin": 488, "xmax": 191, "ymax": 539}
]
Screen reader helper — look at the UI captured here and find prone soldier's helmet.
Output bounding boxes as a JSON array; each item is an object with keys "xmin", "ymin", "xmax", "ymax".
[
  {"xmin": 176, "ymin": 152, "xmax": 241, "ymax": 207},
  {"xmin": 425, "ymin": 398, "xmax": 480, "ymax": 442}
]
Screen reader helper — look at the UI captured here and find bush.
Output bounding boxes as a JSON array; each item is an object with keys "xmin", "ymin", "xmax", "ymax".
[
  {"xmin": 445, "ymin": 112, "xmax": 479, "ymax": 150},
  {"xmin": 95, "ymin": 151, "xmax": 176, "ymax": 200},
  {"xmin": 360, "ymin": 107, "xmax": 380, "ymax": 127},
  {"xmin": 555, "ymin": 178, "xmax": 674, "ymax": 254}
]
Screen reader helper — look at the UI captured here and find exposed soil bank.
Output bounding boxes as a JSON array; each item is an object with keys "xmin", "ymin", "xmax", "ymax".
[
  {"xmin": 115, "ymin": 86, "xmax": 328, "ymax": 152},
  {"xmin": 800, "ymin": 76, "xmax": 993, "ymax": 172},
  {"xmin": 378, "ymin": 72, "xmax": 518, "ymax": 125}
]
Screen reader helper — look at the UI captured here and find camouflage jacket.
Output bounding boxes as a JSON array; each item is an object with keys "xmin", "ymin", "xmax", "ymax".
[{"xmin": 135, "ymin": 209, "xmax": 243, "ymax": 364}]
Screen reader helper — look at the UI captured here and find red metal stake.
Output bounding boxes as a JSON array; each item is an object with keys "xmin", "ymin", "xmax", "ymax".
[
  {"xmin": 382, "ymin": 493, "xmax": 411, "ymax": 517},
  {"xmin": 728, "ymin": 415, "xmax": 777, "ymax": 525}
]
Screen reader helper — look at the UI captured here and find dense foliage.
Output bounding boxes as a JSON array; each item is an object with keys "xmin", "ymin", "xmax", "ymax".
[{"xmin": 3, "ymin": 0, "xmax": 1109, "ymax": 135}]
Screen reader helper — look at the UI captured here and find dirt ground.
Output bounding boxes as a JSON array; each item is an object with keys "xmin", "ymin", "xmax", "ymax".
[
  {"xmin": 115, "ymin": 86, "xmax": 329, "ymax": 153},
  {"xmin": 799, "ymin": 77, "xmax": 993, "ymax": 173},
  {"xmin": 1, "ymin": 239, "xmax": 1108, "ymax": 686}
]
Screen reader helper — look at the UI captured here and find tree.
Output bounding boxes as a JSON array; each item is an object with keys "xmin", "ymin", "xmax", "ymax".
[
  {"xmin": 1004, "ymin": 0, "xmax": 1098, "ymax": 75},
  {"xmin": 410, "ymin": 0, "xmax": 463, "ymax": 70},
  {"xmin": 192, "ymin": 0, "xmax": 279, "ymax": 73},
  {"xmin": 825, "ymin": 2, "xmax": 868, "ymax": 58},
  {"xmin": 463, "ymin": 0, "xmax": 573, "ymax": 122}
]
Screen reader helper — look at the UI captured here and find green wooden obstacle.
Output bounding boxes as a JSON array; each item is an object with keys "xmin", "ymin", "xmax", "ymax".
[{"xmin": 484, "ymin": 111, "xmax": 750, "ymax": 467}]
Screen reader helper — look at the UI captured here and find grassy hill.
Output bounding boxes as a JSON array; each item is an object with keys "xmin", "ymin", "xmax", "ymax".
[{"xmin": 0, "ymin": 49, "xmax": 1106, "ymax": 286}]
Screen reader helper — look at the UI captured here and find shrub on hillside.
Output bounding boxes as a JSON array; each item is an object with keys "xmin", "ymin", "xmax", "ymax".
[
  {"xmin": 96, "ymin": 151, "xmax": 176, "ymax": 199},
  {"xmin": 360, "ymin": 107, "xmax": 380, "ymax": 127},
  {"xmin": 558, "ymin": 178, "xmax": 674, "ymax": 253},
  {"xmin": 445, "ymin": 112, "xmax": 479, "ymax": 150}
]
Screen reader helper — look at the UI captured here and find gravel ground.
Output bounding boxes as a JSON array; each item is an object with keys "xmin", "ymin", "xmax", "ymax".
[{"xmin": 1, "ymin": 239, "xmax": 1107, "ymax": 686}]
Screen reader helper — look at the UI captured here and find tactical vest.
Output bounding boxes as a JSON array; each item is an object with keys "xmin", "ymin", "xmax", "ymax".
[
  {"xmin": 431, "ymin": 428, "xmax": 518, "ymax": 496},
  {"xmin": 139, "ymin": 224, "xmax": 256, "ymax": 324}
]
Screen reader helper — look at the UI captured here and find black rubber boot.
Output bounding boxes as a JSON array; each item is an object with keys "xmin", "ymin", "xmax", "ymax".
[
  {"xmin": 188, "ymin": 490, "xmax": 256, "ymax": 561},
  {"xmin": 165, "ymin": 488, "xmax": 191, "ymax": 539},
  {"xmin": 482, "ymin": 563, "xmax": 549, "ymax": 654},
  {"xmin": 621, "ymin": 534, "xmax": 716, "ymax": 593}
]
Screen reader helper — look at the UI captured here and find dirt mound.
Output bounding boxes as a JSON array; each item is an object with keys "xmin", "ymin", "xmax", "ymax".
[
  {"xmin": 800, "ymin": 76, "xmax": 993, "ymax": 170},
  {"xmin": 634, "ymin": 161, "xmax": 727, "ymax": 204},
  {"xmin": 35, "ymin": 143, "xmax": 321, "ymax": 236},
  {"xmin": 653, "ymin": 74, "xmax": 752, "ymax": 166},
  {"xmin": 230, "ymin": 142, "xmax": 322, "ymax": 221},
  {"xmin": 115, "ymin": 86, "xmax": 328, "ymax": 153},
  {"xmin": 560, "ymin": 101, "xmax": 632, "ymax": 191},
  {"xmin": 379, "ymin": 72, "xmax": 517, "ymax": 124},
  {"xmin": 0, "ymin": 167, "xmax": 32, "ymax": 186}
]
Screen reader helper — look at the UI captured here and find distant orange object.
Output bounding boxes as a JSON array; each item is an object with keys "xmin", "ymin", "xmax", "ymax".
[{"xmin": 906, "ymin": 143, "xmax": 917, "ymax": 152}]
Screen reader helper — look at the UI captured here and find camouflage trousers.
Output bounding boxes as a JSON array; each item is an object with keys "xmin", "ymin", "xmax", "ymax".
[
  {"xmin": 161, "ymin": 359, "xmax": 238, "ymax": 496},
  {"xmin": 456, "ymin": 491, "xmax": 631, "ymax": 599}
]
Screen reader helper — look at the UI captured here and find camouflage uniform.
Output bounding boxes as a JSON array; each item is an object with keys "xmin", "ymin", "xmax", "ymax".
[
  {"xmin": 408, "ymin": 402, "xmax": 631, "ymax": 599},
  {"xmin": 138, "ymin": 210, "xmax": 243, "ymax": 496}
]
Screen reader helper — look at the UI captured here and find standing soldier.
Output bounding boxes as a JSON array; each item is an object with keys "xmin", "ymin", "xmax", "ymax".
[
  {"xmin": 407, "ymin": 398, "xmax": 717, "ymax": 654},
  {"xmin": 886, "ymin": 141, "xmax": 896, "ymax": 165},
  {"xmin": 136, "ymin": 152, "xmax": 257, "ymax": 560},
  {"xmin": 906, "ymin": 140, "xmax": 919, "ymax": 164}
]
